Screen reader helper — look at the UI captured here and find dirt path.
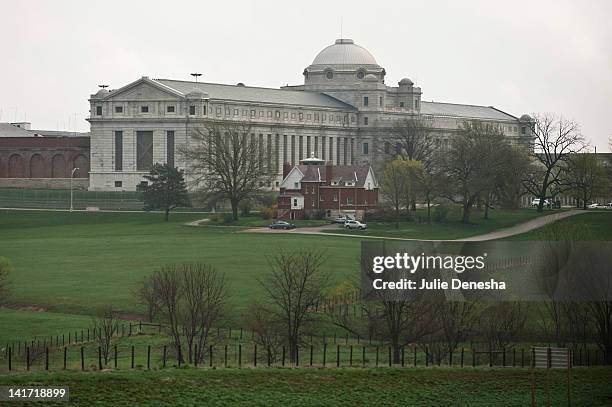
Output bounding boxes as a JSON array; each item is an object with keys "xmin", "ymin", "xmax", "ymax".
[{"xmin": 238, "ymin": 210, "xmax": 586, "ymax": 241}]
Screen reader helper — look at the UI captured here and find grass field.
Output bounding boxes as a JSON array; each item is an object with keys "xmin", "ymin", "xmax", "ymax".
[
  {"xmin": 326, "ymin": 208, "xmax": 552, "ymax": 240},
  {"xmin": 507, "ymin": 210, "xmax": 612, "ymax": 240},
  {"xmin": 0, "ymin": 367, "xmax": 610, "ymax": 406}
]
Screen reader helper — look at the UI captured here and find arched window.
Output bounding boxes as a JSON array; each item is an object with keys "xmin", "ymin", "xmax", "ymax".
[
  {"xmin": 325, "ymin": 69, "xmax": 334, "ymax": 80},
  {"xmin": 8, "ymin": 154, "xmax": 25, "ymax": 178},
  {"xmin": 29, "ymin": 154, "xmax": 46, "ymax": 178},
  {"xmin": 73, "ymin": 155, "xmax": 89, "ymax": 178},
  {"xmin": 356, "ymin": 70, "xmax": 365, "ymax": 79},
  {"xmin": 52, "ymin": 154, "xmax": 67, "ymax": 178}
]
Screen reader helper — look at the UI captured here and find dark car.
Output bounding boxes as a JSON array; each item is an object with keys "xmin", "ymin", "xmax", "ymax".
[{"xmin": 269, "ymin": 221, "xmax": 296, "ymax": 230}]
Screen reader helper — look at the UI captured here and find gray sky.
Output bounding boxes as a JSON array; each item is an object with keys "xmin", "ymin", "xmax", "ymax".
[{"xmin": 1, "ymin": 0, "xmax": 610, "ymax": 150}]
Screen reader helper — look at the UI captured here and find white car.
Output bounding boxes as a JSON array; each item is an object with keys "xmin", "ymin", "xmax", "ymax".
[
  {"xmin": 531, "ymin": 198, "xmax": 550, "ymax": 207},
  {"xmin": 587, "ymin": 203, "xmax": 604, "ymax": 209},
  {"xmin": 344, "ymin": 220, "xmax": 367, "ymax": 230}
]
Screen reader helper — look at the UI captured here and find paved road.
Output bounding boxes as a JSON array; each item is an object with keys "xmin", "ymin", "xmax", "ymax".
[{"xmin": 240, "ymin": 210, "xmax": 586, "ymax": 242}]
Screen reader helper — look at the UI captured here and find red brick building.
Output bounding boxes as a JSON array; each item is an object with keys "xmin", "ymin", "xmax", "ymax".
[{"xmin": 278, "ymin": 156, "xmax": 379, "ymax": 220}]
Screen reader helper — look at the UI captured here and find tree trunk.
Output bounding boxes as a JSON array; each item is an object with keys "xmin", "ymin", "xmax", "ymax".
[
  {"xmin": 231, "ymin": 199, "xmax": 239, "ymax": 221},
  {"xmin": 462, "ymin": 203, "xmax": 471, "ymax": 224},
  {"xmin": 427, "ymin": 201, "xmax": 431, "ymax": 224},
  {"xmin": 484, "ymin": 200, "xmax": 490, "ymax": 220},
  {"xmin": 164, "ymin": 208, "xmax": 170, "ymax": 222}
]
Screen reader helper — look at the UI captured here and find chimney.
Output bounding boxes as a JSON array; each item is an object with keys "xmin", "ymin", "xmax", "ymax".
[{"xmin": 325, "ymin": 162, "xmax": 333, "ymax": 185}]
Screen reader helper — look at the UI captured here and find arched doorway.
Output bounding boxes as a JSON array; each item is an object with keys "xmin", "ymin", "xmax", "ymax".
[
  {"xmin": 73, "ymin": 155, "xmax": 89, "ymax": 178},
  {"xmin": 30, "ymin": 154, "xmax": 46, "ymax": 178},
  {"xmin": 52, "ymin": 154, "xmax": 67, "ymax": 178},
  {"xmin": 8, "ymin": 154, "xmax": 25, "ymax": 178}
]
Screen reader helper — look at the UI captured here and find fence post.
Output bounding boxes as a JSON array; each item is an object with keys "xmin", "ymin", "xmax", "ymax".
[
  {"xmin": 296, "ymin": 346, "xmax": 299, "ymax": 367},
  {"xmin": 8, "ymin": 346, "xmax": 11, "ymax": 371},
  {"xmin": 388, "ymin": 346, "xmax": 392, "ymax": 367},
  {"xmin": 267, "ymin": 347, "xmax": 271, "ymax": 367},
  {"xmin": 238, "ymin": 344, "xmax": 242, "ymax": 368},
  {"xmin": 449, "ymin": 350, "xmax": 453, "ymax": 367},
  {"xmin": 401, "ymin": 346, "xmax": 405, "ymax": 367},
  {"xmin": 26, "ymin": 346, "xmax": 30, "ymax": 371},
  {"xmin": 310, "ymin": 345, "xmax": 314, "ymax": 367},
  {"xmin": 131, "ymin": 345, "xmax": 134, "ymax": 369},
  {"xmin": 521, "ymin": 349, "xmax": 525, "ymax": 368},
  {"xmin": 336, "ymin": 345, "xmax": 340, "ymax": 367},
  {"xmin": 425, "ymin": 346, "xmax": 429, "ymax": 367},
  {"xmin": 254, "ymin": 344, "xmax": 257, "ymax": 367},
  {"xmin": 87, "ymin": 329, "xmax": 90, "ymax": 342},
  {"xmin": 472, "ymin": 349, "xmax": 476, "ymax": 367},
  {"xmin": 513, "ymin": 348, "xmax": 516, "ymax": 367},
  {"xmin": 414, "ymin": 346, "xmax": 417, "ymax": 367},
  {"xmin": 114, "ymin": 345, "xmax": 117, "ymax": 369},
  {"xmin": 210, "ymin": 345, "xmax": 213, "ymax": 367},
  {"xmin": 194, "ymin": 344, "xmax": 198, "ymax": 367},
  {"xmin": 489, "ymin": 348, "xmax": 493, "ymax": 368},
  {"xmin": 323, "ymin": 343, "xmax": 327, "ymax": 367},
  {"xmin": 163, "ymin": 345, "xmax": 167, "ymax": 368},
  {"xmin": 282, "ymin": 346, "xmax": 286, "ymax": 367},
  {"xmin": 63, "ymin": 347, "xmax": 67, "ymax": 370},
  {"xmin": 98, "ymin": 346, "xmax": 102, "ymax": 370},
  {"xmin": 363, "ymin": 346, "xmax": 366, "ymax": 367},
  {"xmin": 147, "ymin": 345, "xmax": 151, "ymax": 370},
  {"xmin": 350, "ymin": 345, "xmax": 353, "ymax": 367},
  {"xmin": 81, "ymin": 347, "xmax": 84, "ymax": 371},
  {"xmin": 461, "ymin": 348, "xmax": 464, "ymax": 368},
  {"xmin": 224, "ymin": 345, "xmax": 228, "ymax": 368},
  {"xmin": 45, "ymin": 347, "xmax": 49, "ymax": 370},
  {"xmin": 503, "ymin": 348, "xmax": 506, "ymax": 367}
]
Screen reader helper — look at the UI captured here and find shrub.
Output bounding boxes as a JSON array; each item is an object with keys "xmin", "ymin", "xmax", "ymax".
[
  {"xmin": 239, "ymin": 200, "xmax": 252, "ymax": 217},
  {"xmin": 222, "ymin": 213, "xmax": 234, "ymax": 224},
  {"xmin": 259, "ymin": 205, "xmax": 277, "ymax": 220},
  {"xmin": 433, "ymin": 205, "xmax": 450, "ymax": 223}
]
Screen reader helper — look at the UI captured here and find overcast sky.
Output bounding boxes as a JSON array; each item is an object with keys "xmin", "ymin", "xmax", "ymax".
[{"xmin": 1, "ymin": 0, "xmax": 610, "ymax": 150}]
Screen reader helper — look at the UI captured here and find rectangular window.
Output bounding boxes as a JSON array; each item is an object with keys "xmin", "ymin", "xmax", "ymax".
[
  {"xmin": 167, "ymin": 131, "xmax": 175, "ymax": 167},
  {"xmin": 242, "ymin": 110, "xmax": 248, "ymax": 116},
  {"xmin": 364, "ymin": 117, "xmax": 369, "ymax": 125},
  {"xmin": 141, "ymin": 106, "xmax": 149, "ymax": 113},
  {"xmin": 189, "ymin": 105, "xmax": 196, "ymax": 115},
  {"xmin": 167, "ymin": 105, "xmax": 175, "ymax": 113},
  {"xmin": 114, "ymin": 131, "xmax": 123, "ymax": 171},
  {"xmin": 234, "ymin": 109, "xmax": 239, "ymax": 116},
  {"xmin": 284, "ymin": 112, "xmax": 288, "ymax": 118},
  {"xmin": 251, "ymin": 110, "xmax": 256, "ymax": 117},
  {"xmin": 314, "ymin": 113, "xmax": 319, "ymax": 122},
  {"xmin": 521, "ymin": 127, "xmax": 526, "ymax": 135},
  {"xmin": 260, "ymin": 111, "xmax": 264, "ymax": 117},
  {"xmin": 414, "ymin": 99, "xmax": 419, "ymax": 109},
  {"xmin": 225, "ymin": 107, "xmax": 231, "ymax": 115},
  {"xmin": 114, "ymin": 181, "xmax": 122, "ymax": 188},
  {"xmin": 115, "ymin": 106, "xmax": 123, "ymax": 113},
  {"xmin": 136, "ymin": 131, "xmax": 153, "ymax": 171},
  {"xmin": 333, "ymin": 194, "xmax": 338, "ymax": 202},
  {"xmin": 268, "ymin": 111, "xmax": 273, "ymax": 118},
  {"xmin": 299, "ymin": 113, "xmax": 303, "ymax": 121},
  {"xmin": 347, "ymin": 196, "xmax": 353, "ymax": 205},
  {"xmin": 216, "ymin": 107, "xmax": 222, "ymax": 116},
  {"xmin": 400, "ymin": 102, "xmax": 404, "ymax": 108},
  {"xmin": 291, "ymin": 113, "xmax": 296, "ymax": 120},
  {"xmin": 322, "ymin": 114, "xmax": 326, "ymax": 122},
  {"xmin": 379, "ymin": 96, "xmax": 383, "ymax": 106},
  {"xmin": 363, "ymin": 96, "xmax": 369, "ymax": 106},
  {"xmin": 96, "ymin": 106, "xmax": 102, "ymax": 115},
  {"xmin": 202, "ymin": 105, "xmax": 207, "ymax": 115}
]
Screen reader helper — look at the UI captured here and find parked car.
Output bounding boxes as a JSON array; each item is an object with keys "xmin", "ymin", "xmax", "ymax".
[
  {"xmin": 344, "ymin": 220, "xmax": 367, "ymax": 230},
  {"xmin": 587, "ymin": 203, "xmax": 605, "ymax": 209},
  {"xmin": 605, "ymin": 203, "xmax": 612, "ymax": 210},
  {"xmin": 531, "ymin": 198, "xmax": 551, "ymax": 207},
  {"xmin": 332, "ymin": 215, "xmax": 354, "ymax": 224},
  {"xmin": 269, "ymin": 221, "xmax": 296, "ymax": 230}
]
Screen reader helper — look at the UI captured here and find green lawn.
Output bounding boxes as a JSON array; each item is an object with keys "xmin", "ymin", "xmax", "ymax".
[
  {"xmin": 0, "ymin": 309, "xmax": 95, "ymax": 345},
  {"xmin": 0, "ymin": 210, "xmax": 362, "ymax": 317},
  {"xmin": 0, "ymin": 367, "xmax": 610, "ymax": 406},
  {"xmin": 507, "ymin": 211, "xmax": 612, "ymax": 240},
  {"xmin": 326, "ymin": 208, "xmax": 552, "ymax": 240}
]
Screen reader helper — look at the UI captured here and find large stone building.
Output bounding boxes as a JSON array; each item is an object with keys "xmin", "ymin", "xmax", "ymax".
[{"xmin": 87, "ymin": 38, "xmax": 533, "ymax": 191}]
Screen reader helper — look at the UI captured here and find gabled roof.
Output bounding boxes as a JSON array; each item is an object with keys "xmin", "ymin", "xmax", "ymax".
[
  {"xmin": 154, "ymin": 79, "xmax": 355, "ymax": 109},
  {"xmin": 420, "ymin": 101, "xmax": 517, "ymax": 121},
  {"xmin": 290, "ymin": 164, "xmax": 374, "ymax": 188}
]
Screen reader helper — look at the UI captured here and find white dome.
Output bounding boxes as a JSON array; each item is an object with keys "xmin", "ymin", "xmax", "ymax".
[{"xmin": 312, "ymin": 39, "xmax": 378, "ymax": 66}]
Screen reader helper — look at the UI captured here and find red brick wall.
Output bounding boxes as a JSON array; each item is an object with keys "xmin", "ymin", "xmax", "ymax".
[{"xmin": 0, "ymin": 137, "xmax": 90, "ymax": 179}]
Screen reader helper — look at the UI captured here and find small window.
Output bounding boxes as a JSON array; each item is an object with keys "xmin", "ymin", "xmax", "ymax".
[
  {"xmin": 362, "ymin": 142, "xmax": 369, "ymax": 155},
  {"xmin": 275, "ymin": 111, "xmax": 281, "ymax": 118},
  {"xmin": 234, "ymin": 109, "xmax": 239, "ymax": 116},
  {"xmin": 294, "ymin": 182, "xmax": 299, "ymax": 189},
  {"xmin": 189, "ymin": 105, "xmax": 196, "ymax": 115},
  {"xmin": 216, "ymin": 107, "xmax": 222, "ymax": 116},
  {"xmin": 326, "ymin": 70, "xmax": 333, "ymax": 79},
  {"xmin": 347, "ymin": 196, "xmax": 353, "ymax": 205},
  {"xmin": 414, "ymin": 99, "xmax": 419, "ymax": 109},
  {"xmin": 379, "ymin": 96, "xmax": 383, "ymax": 106},
  {"xmin": 363, "ymin": 96, "xmax": 369, "ymax": 107},
  {"xmin": 167, "ymin": 105, "xmax": 175, "ymax": 113},
  {"xmin": 268, "ymin": 111, "xmax": 273, "ymax": 118},
  {"xmin": 333, "ymin": 194, "xmax": 338, "ymax": 202},
  {"xmin": 307, "ymin": 114, "xmax": 312, "ymax": 120},
  {"xmin": 225, "ymin": 107, "xmax": 231, "ymax": 115},
  {"xmin": 299, "ymin": 113, "xmax": 303, "ymax": 121},
  {"xmin": 251, "ymin": 110, "xmax": 256, "ymax": 117},
  {"xmin": 114, "ymin": 181, "xmax": 122, "ymax": 188},
  {"xmin": 357, "ymin": 70, "xmax": 365, "ymax": 79},
  {"xmin": 399, "ymin": 102, "xmax": 404, "ymax": 108},
  {"xmin": 141, "ymin": 105, "xmax": 149, "ymax": 113},
  {"xmin": 293, "ymin": 199, "xmax": 298, "ymax": 207},
  {"xmin": 364, "ymin": 117, "xmax": 369, "ymax": 125},
  {"xmin": 521, "ymin": 127, "xmax": 526, "ymax": 135},
  {"xmin": 311, "ymin": 200, "xmax": 315, "ymax": 207},
  {"xmin": 291, "ymin": 113, "xmax": 296, "ymax": 120},
  {"xmin": 284, "ymin": 112, "xmax": 288, "ymax": 118},
  {"xmin": 242, "ymin": 110, "xmax": 248, "ymax": 116},
  {"xmin": 115, "ymin": 106, "xmax": 123, "ymax": 113},
  {"xmin": 320, "ymin": 195, "xmax": 324, "ymax": 201},
  {"xmin": 322, "ymin": 114, "xmax": 327, "ymax": 122},
  {"xmin": 96, "ymin": 106, "xmax": 102, "ymax": 115},
  {"xmin": 314, "ymin": 113, "xmax": 319, "ymax": 122}
]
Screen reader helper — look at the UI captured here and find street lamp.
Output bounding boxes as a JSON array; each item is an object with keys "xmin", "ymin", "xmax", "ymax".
[{"xmin": 70, "ymin": 167, "xmax": 79, "ymax": 212}]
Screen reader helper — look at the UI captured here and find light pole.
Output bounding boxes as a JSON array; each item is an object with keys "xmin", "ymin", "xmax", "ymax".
[{"xmin": 70, "ymin": 167, "xmax": 79, "ymax": 212}]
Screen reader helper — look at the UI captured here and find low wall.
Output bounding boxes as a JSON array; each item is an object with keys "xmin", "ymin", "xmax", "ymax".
[{"xmin": 0, "ymin": 178, "xmax": 89, "ymax": 190}]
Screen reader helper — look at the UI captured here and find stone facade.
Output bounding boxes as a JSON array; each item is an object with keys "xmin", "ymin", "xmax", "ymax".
[{"xmin": 87, "ymin": 38, "xmax": 533, "ymax": 191}]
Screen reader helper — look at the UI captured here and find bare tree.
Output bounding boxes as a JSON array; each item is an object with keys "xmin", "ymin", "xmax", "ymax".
[
  {"xmin": 478, "ymin": 302, "xmax": 526, "ymax": 351},
  {"xmin": 383, "ymin": 116, "xmax": 436, "ymax": 165},
  {"xmin": 259, "ymin": 250, "xmax": 330, "ymax": 362},
  {"xmin": 92, "ymin": 309, "xmax": 119, "ymax": 365},
  {"xmin": 150, "ymin": 262, "xmax": 229, "ymax": 364},
  {"xmin": 133, "ymin": 275, "xmax": 159, "ymax": 322},
  {"xmin": 179, "ymin": 120, "xmax": 275, "ymax": 220},
  {"xmin": 380, "ymin": 159, "xmax": 422, "ymax": 227},
  {"xmin": 244, "ymin": 302, "xmax": 285, "ymax": 363},
  {"xmin": 562, "ymin": 153, "xmax": 608, "ymax": 209},
  {"xmin": 0, "ymin": 257, "xmax": 11, "ymax": 304},
  {"xmin": 523, "ymin": 113, "xmax": 585, "ymax": 212},
  {"xmin": 441, "ymin": 121, "xmax": 509, "ymax": 223}
]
